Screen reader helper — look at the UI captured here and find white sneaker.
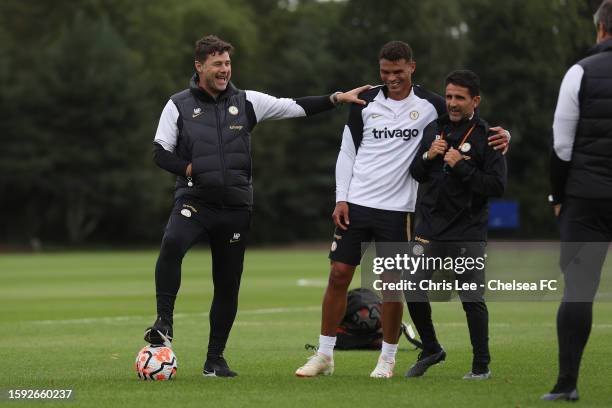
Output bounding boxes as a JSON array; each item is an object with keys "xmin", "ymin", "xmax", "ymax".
[
  {"xmin": 295, "ymin": 353, "xmax": 334, "ymax": 377},
  {"xmin": 462, "ymin": 370, "xmax": 491, "ymax": 380},
  {"xmin": 370, "ymin": 356, "xmax": 395, "ymax": 378}
]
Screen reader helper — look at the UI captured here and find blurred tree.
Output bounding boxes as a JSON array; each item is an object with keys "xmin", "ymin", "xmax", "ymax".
[
  {"xmin": 245, "ymin": 0, "xmax": 346, "ymax": 241},
  {"xmin": 0, "ymin": 0, "xmax": 260, "ymax": 245},
  {"xmin": 1, "ymin": 13, "xmax": 152, "ymax": 243},
  {"xmin": 461, "ymin": 0, "xmax": 594, "ymax": 236},
  {"xmin": 0, "ymin": 0, "xmax": 601, "ymax": 245},
  {"xmin": 331, "ymin": 0, "xmax": 468, "ymax": 93}
]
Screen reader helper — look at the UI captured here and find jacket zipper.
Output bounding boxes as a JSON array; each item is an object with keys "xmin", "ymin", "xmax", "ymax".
[{"xmin": 214, "ymin": 102, "xmax": 226, "ymax": 207}]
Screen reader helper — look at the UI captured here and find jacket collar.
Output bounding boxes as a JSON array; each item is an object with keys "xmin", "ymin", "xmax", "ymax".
[
  {"xmin": 381, "ymin": 85, "xmax": 389, "ymax": 98},
  {"xmin": 380, "ymin": 84, "xmax": 413, "ymax": 100},
  {"xmin": 189, "ymin": 73, "xmax": 238, "ymax": 102},
  {"xmin": 586, "ymin": 38, "xmax": 612, "ymax": 57},
  {"xmin": 437, "ymin": 110, "xmax": 488, "ymax": 133},
  {"xmin": 438, "ymin": 110, "xmax": 480, "ymax": 125}
]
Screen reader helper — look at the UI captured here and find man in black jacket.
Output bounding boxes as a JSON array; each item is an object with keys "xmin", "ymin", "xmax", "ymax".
[
  {"xmin": 146, "ymin": 35, "xmax": 368, "ymax": 377},
  {"xmin": 405, "ymin": 70, "xmax": 506, "ymax": 379},
  {"xmin": 544, "ymin": 0, "xmax": 612, "ymax": 401}
]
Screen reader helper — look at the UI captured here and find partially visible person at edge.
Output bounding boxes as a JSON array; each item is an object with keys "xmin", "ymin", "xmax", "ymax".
[
  {"xmin": 145, "ymin": 34, "xmax": 370, "ymax": 378},
  {"xmin": 295, "ymin": 40, "xmax": 510, "ymax": 378},
  {"xmin": 544, "ymin": 0, "xmax": 612, "ymax": 401}
]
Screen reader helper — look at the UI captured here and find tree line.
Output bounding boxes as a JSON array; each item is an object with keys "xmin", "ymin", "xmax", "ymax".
[{"xmin": 0, "ymin": 0, "xmax": 596, "ymax": 246}]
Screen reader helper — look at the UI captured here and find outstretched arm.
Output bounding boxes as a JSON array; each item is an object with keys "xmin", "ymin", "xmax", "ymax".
[{"xmin": 245, "ymin": 85, "xmax": 371, "ymax": 128}]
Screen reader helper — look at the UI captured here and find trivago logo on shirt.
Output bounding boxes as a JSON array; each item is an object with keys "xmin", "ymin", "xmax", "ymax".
[{"xmin": 372, "ymin": 127, "xmax": 420, "ymax": 141}]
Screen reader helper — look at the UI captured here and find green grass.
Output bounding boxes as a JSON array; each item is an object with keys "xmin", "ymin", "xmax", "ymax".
[{"xmin": 1, "ymin": 248, "xmax": 612, "ymax": 407}]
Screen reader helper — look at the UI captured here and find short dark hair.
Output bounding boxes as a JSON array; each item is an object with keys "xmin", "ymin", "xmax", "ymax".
[
  {"xmin": 378, "ymin": 41, "xmax": 413, "ymax": 62},
  {"xmin": 195, "ymin": 35, "xmax": 234, "ymax": 62},
  {"xmin": 445, "ymin": 70, "xmax": 481, "ymax": 97},
  {"xmin": 595, "ymin": 0, "xmax": 612, "ymax": 35}
]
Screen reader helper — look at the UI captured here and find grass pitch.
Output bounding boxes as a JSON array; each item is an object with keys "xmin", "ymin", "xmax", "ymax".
[{"xmin": 1, "ymin": 247, "xmax": 612, "ymax": 407}]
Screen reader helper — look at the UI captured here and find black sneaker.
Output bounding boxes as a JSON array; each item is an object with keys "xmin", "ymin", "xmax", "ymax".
[
  {"xmin": 405, "ymin": 348, "xmax": 446, "ymax": 378},
  {"xmin": 540, "ymin": 389, "xmax": 579, "ymax": 401},
  {"xmin": 144, "ymin": 316, "xmax": 173, "ymax": 346},
  {"xmin": 203, "ymin": 355, "xmax": 238, "ymax": 377}
]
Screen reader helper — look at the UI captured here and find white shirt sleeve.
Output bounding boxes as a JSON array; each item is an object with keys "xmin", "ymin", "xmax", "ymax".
[
  {"xmin": 154, "ymin": 100, "xmax": 180, "ymax": 152},
  {"xmin": 553, "ymin": 64, "xmax": 583, "ymax": 161},
  {"xmin": 335, "ymin": 125, "xmax": 357, "ymax": 202},
  {"xmin": 245, "ymin": 90, "xmax": 307, "ymax": 123}
]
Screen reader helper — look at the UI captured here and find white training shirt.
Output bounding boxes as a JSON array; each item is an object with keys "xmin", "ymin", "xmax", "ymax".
[{"xmin": 336, "ymin": 85, "xmax": 444, "ymax": 212}]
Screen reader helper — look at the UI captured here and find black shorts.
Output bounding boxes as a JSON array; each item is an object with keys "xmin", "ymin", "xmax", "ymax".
[{"xmin": 328, "ymin": 202, "xmax": 413, "ymax": 266}]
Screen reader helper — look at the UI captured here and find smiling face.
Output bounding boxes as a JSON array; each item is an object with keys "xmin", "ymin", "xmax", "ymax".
[
  {"xmin": 445, "ymin": 83, "xmax": 480, "ymax": 122},
  {"xmin": 379, "ymin": 58, "xmax": 415, "ymax": 100},
  {"xmin": 195, "ymin": 51, "xmax": 231, "ymax": 97}
]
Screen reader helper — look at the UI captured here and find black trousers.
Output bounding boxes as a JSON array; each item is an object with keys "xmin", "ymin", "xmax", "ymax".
[
  {"xmin": 404, "ymin": 241, "xmax": 490, "ymax": 371},
  {"xmin": 555, "ymin": 197, "xmax": 612, "ymax": 391},
  {"xmin": 155, "ymin": 197, "xmax": 251, "ymax": 358}
]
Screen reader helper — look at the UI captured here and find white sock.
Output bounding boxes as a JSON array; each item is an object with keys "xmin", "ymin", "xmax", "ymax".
[
  {"xmin": 318, "ymin": 335, "xmax": 336, "ymax": 358},
  {"xmin": 380, "ymin": 341, "xmax": 399, "ymax": 362}
]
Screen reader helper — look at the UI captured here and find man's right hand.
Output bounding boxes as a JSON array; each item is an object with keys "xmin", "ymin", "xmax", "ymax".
[
  {"xmin": 427, "ymin": 138, "xmax": 448, "ymax": 159},
  {"xmin": 336, "ymin": 85, "xmax": 372, "ymax": 106},
  {"xmin": 332, "ymin": 201, "xmax": 350, "ymax": 230}
]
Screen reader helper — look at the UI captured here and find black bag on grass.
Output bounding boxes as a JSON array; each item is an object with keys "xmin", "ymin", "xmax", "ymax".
[
  {"xmin": 334, "ymin": 288, "xmax": 424, "ymax": 350},
  {"xmin": 335, "ymin": 288, "xmax": 383, "ymax": 350}
]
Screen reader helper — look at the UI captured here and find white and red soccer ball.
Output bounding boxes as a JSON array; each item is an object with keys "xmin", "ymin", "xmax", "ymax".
[{"xmin": 135, "ymin": 345, "xmax": 177, "ymax": 380}]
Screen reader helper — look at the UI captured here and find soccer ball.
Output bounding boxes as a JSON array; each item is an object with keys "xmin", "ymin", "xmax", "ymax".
[
  {"xmin": 135, "ymin": 345, "xmax": 177, "ymax": 380},
  {"xmin": 351, "ymin": 305, "xmax": 382, "ymax": 332}
]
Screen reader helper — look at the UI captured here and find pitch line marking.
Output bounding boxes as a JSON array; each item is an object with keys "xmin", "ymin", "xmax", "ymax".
[
  {"xmin": 296, "ymin": 279, "xmax": 327, "ymax": 287},
  {"xmin": 29, "ymin": 306, "xmax": 320, "ymax": 325},
  {"xmin": 21, "ymin": 308, "xmax": 612, "ymax": 330}
]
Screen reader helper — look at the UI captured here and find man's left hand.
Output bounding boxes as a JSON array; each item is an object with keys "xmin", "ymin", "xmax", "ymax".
[
  {"xmin": 444, "ymin": 147, "xmax": 463, "ymax": 168},
  {"xmin": 488, "ymin": 126, "xmax": 511, "ymax": 154},
  {"xmin": 336, "ymin": 85, "xmax": 372, "ymax": 105}
]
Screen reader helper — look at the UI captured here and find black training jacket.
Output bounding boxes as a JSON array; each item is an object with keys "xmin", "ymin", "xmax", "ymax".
[{"xmin": 410, "ymin": 114, "xmax": 507, "ymax": 241}]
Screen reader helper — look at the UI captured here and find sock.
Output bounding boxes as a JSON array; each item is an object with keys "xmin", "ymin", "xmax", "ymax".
[
  {"xmin": 380, "ymin": 341, "xmax": 399, "ymax": 362},
  {"xmin": 318, "ymin": 335, "xmax": 336, "ymax": 358}
]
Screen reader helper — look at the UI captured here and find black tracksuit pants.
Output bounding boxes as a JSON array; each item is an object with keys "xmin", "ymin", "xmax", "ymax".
[
  {"xmin": 404, "ymin": 241, "xmax": 490, "ymax": 372},
  {"xmin": 555, "ymin": 197, "xmax": 612, "ymax": 391},
  {"xmin": 155, "ymin": 196, "xmax": 251, "ymax": 358}
]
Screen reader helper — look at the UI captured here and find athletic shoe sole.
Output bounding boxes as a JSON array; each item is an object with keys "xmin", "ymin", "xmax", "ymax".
[
  {"xmin": 462, "ymin": 370, "xmax": 491, "ymax": 380},
  {"xmin": 405, "ymin": 349, "xmax": 446, "ymax": 378},
  {"xmin": 143, "ymin": 328, "xmax": 172, "ymax": 347},
  {"xmin": 540, "ymin": 389, "xmax": 579, "ymax": 401}
]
